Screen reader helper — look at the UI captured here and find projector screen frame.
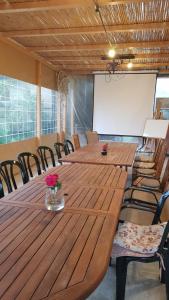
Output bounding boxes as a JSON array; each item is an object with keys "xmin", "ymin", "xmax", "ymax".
[{"xmin": 93, "ymin": 72, "xmax": 157, "ymax": 136}]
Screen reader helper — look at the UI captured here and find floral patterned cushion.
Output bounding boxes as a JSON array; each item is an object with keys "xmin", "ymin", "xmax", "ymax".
[
  {"xmin": 114, "ymin": 222, "xmax": 166, "ymax": 254},
  {"xmin": 111, "ymin": 244, "xmax": 154, "ymax": 258}
]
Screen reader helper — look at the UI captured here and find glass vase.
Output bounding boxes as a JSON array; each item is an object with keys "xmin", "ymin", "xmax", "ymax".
[{"xmin": 45, "ymin": 187, "xmax": 64, "ymax": 212}]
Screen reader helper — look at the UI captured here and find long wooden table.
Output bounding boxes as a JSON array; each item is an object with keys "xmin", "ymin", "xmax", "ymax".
[
  {"xmin": 0, "ymin": 164, "xmax": 127, "ymax": 300},
  {"xmin": 59, "ymin": 142, "xmax": 137, "ymax": 170}
]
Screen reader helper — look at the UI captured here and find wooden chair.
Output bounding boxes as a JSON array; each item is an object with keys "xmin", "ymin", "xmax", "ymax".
[
  {"xmin": 135, "ymin": 138, "xmax": 162, "ymax": 163},
  {"xmin": 72, "ymin": 134, "xmax": 80, "ymax": 150},
  {"xmin": 123, "ymin": 157, "xmax": 169, "ymax": 213},
  {"xmin": 134, "ymin": 139, "xmax": 163, "ymax": 168},
  {"xmin": 58, "ymin": 131, "xmax": 65, "ymax": 143},
  {"xmin": 0, "ymin": 160, "xmax": 28, "ymax": 194},
  {"xmin": 18, "ymin": 152, "xmax": 42, "ymax": 181},
  {"xmin": 37, "ymin": 146, "xmax": 56, "ymax": 171},
  {"xmin": 133, "ymin": 140, "xmax": 168, "ymax": 179},
  {"xmin": 86, "ymin": 131, "xmax": 99, "ymax": 144},
  {"xmin": 111, "ymin": 190, "xmax": 169, "ymax": 300}
]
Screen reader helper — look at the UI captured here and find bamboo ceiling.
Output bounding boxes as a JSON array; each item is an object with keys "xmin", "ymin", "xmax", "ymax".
[{"xmin": 0, "ymin": 0, "xmax": 169, "ymax": 74}]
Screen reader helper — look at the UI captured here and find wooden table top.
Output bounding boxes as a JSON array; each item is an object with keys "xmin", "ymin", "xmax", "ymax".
[
  {"xmin": 59, "ymin": 142, "xmax": 137, "ymax": 168},
  {"xmin": 36, "ymin": 163, "xmax": 128, "ymax": 189},
  {"xmin": 0, "ymin": 204, "xmax": 116, "ymax": 300},
  {"xmin": 0, "ymin": 163, "xmax": 126, "ymax": 300}
]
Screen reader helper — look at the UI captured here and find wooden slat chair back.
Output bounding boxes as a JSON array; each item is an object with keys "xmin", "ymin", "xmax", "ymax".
[
  {"xmin": 0, "ymin": 160, "xmax": 28, "ymax": 194},
  {"xmin": 58, "ymin": 131, "xmax": 65, "ymax": 143},
  {"xmin": 72, "ymin": 134, "xmax": 80, "ymax": 150},
  {"xmin": 155, "ymin": 141, "xmax": 168, "ymax": 178},
  {"xmin": 153, "ymin": 139, "xmax": 164, "ymax": 165},
  {"xmin": 37, "ymin": 146, "xmax": 56, "ymax": 171},
  {"xmin": 161, "ymin": 158, "xmax": 169, "ymax": 191},
  {"xmin": 17, "ymin": 152, "xmax": 42, "ymax": 181},
  {"xmin": 86, "ymin": 131, "xmax": 99, "ymax": 144}
]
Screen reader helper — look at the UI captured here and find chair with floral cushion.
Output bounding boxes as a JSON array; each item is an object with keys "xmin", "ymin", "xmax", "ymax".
[{"xmin": 111, "ymin": 190, "xmax": 169, "ymax": 300}]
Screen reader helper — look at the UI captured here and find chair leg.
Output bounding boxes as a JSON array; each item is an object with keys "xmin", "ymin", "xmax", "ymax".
[
  {"xmin": 164, "ymin": 253, "xmax": 169, "ymax": 300},
  {"xmin": 116, "ymin": 257, "xmax": 129, "ymax": 300}
]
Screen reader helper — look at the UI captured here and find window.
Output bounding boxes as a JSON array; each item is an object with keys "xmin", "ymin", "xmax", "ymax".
[
  {"xmin": 65, "ymin": 76, "xmax": 94, "ymax": 139},
  {"xmin": 41, "ymin": 87, "xmax": 57, "ymax": 135},
  {"xmin": 155, "ymin": 77, "xmax": 169, "ymax": 120},
  {"xmin": 156, "ymin": 77, "xmax": 169, "ymax": 98},
  {"xmin": 0, "ymin": 75, "xmax": 36, "ymax": 144}
]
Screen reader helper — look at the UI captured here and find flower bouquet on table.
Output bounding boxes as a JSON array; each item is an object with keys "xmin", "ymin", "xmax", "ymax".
[
  {"xmin": 101, "ymin": 143, "xmax": 108, "ymax": 155},
  {"xmin": 45, "ymin": 174, "xmax": 64, "ymax": 211}
]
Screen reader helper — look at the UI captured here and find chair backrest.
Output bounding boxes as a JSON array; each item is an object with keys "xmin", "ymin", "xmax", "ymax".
[
  {"xmin": 17, "ymin": 152, "xmax": 41, "ymax": 181},
  {"xmin": 54, "ymin": 142, "xmax": 68, "ymax": 160},
  {"xmin": 157, "ymin": 221, "xmax": 169, "ymax": 255},
  {"xmin": 160, "ymin": 158, "xmax": 169, "ymax": 191},
  {"xmin": 37, "ymin": 146, "xmax": 56, "ymax": 171},
  {"xmin": 0, "ymin": 177, "xmax": 4, "ymax": 198},
  {"xmin": 0, "ymin": 160, "xmax": 28, "ymax": 193},
  {"xmin": 152, "ymin": 190, "xmax": 169, "ymax": 224},
  {"xmin": 86, "ymin": 131, "xmax": 99, "ymax": 144},
  {"xmin": 154, "ymin": 139, "xmax": 163, "ymax": 164},
  {"xmin": 65, "ymin": 139, "xmax": 74, "ymax": 154},
  {"xmin": 72, "ymin": 134, "xmax": 80, "ymax": 150},
  {"xmin": 155, "ymin": 141, "xmax": 168, "ymax": 178}
]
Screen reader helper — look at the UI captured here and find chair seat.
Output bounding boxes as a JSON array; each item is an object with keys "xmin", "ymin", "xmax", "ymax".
[
  {"xmin": 135, "ymin": 154, "xmax": 154, "ymax": 162},
  {"xmin": 111, "ymin": 244, "xmax": 153, "ymax": 258},
  {"xmin": 135, "ymin": 168, "xmax": 156, "ymax": 175},
  {"xmin": 133, "ymin": 177, "xmax": 160, "ymax": 189},
  {"xmin": 133, "ymin": 161, "xmax": 155, "ymax": 169},
  {"xmin": 113, "ymin": 221, "xmax": 166, "ymax": 255}
]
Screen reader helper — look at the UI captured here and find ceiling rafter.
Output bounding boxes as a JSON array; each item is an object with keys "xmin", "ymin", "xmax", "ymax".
[
  {"xmin": 1, "ymin": 21, "xmax": 169, "ymax": 38},
  {"xmin": 54, "ymin": 62, "xmax": 169, "ymax": 69},
  {"xmin": 0, "ymin": 0, "xmax": 153, "ymax": 14},
  {"xmin": 27, "ymin": 40, "xmax": 169, "ymax": 52},
  {"xmin": 47, "ymin": 53, "xmax": 169, "ymax": 61}
]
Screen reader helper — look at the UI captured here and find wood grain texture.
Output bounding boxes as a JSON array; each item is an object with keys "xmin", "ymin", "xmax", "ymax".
[
  {"xmin": 0, "ymin": 162, "xmax": 127, "ymax": 299},
  {"xmin": 59, "ymin": 142, "xmax": 137, "ymax": 168}
]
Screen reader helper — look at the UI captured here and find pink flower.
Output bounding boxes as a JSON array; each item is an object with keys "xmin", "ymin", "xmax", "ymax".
[{"xmin": 45, "ymin": 174, "xmax": 59, "ymax": 187}]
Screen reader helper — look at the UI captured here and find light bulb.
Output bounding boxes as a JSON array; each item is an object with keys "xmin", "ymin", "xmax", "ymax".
[
  {"xmin": 127, "ymin": 62, "xmax": 133, "ymax": 69},
  {"xmin": 108, "ymin": 49, "xmax": 116, "ymax": 58}
]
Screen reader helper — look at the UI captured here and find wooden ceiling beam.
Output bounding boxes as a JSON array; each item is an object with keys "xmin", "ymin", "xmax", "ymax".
[
  {"xmin": 47, "ymin": 53, "xmax": 169, "ymax": 61},
  {"xmin": 1, "ymin": 21, "xmax": 169, "ymax": 38},
  {"xmin": 0, "ymin": 1, "xmax": 92, "ymax": 13},
  {"xmin": 27, "ymin": 40, "xmax": 169, "ymax": 52},
  {"xmin": 0, "ymin": 0, "xmax": 153, "ymax": 14},
  {"xmin": 54, "ymin": 62, "xmax": 169, "ymax": 69}
]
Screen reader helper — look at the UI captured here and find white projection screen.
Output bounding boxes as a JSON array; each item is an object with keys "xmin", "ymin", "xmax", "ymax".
[{"xmin": 93, "ymin": 73, "xmax": 157, "ymax": 136}]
